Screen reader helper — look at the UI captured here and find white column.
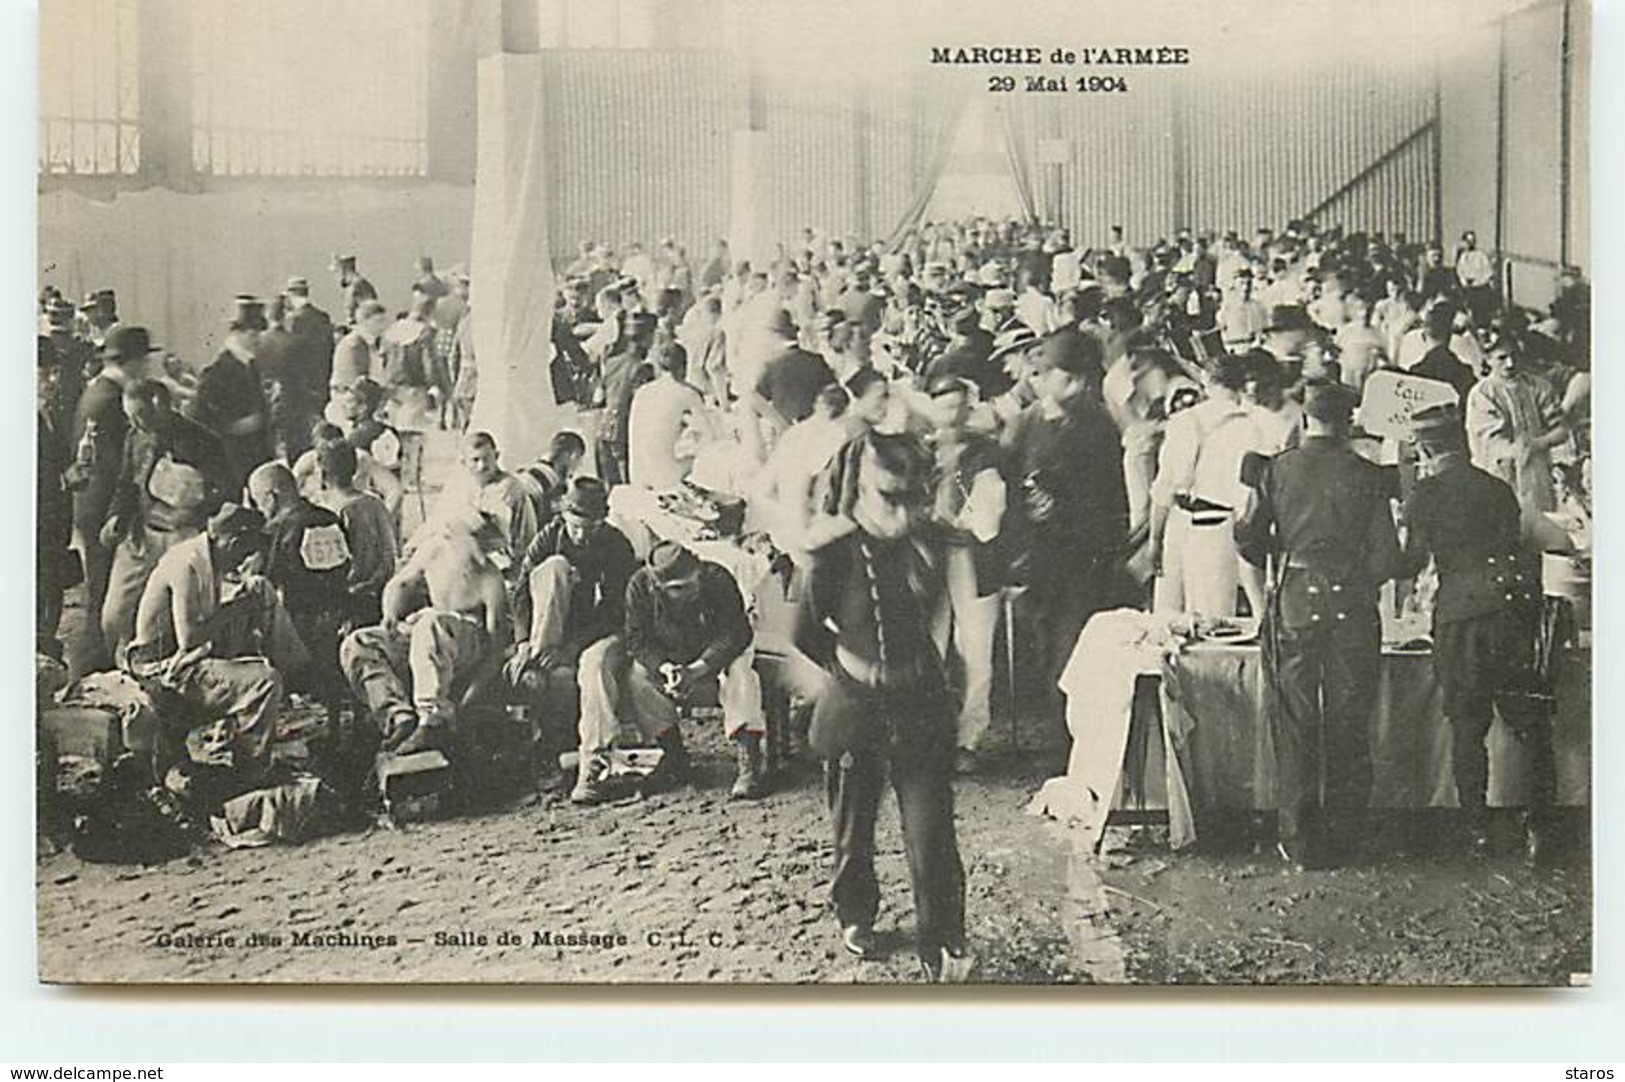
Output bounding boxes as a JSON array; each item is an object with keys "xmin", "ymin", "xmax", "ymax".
[
  {"xmin": 728, "ymin": 129, "xmax": 775, "ymax": 271},
  {"xmin": 467, "ymin": 53, "xmax": 570, "ymax": 469}
]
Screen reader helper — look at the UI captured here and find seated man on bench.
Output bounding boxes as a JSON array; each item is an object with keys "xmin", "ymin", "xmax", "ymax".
[
  {"xmin": 571, "ymin": 540, "xmax": 767, "ymax": 805},
  {"xmin": 504, "ymin": 477, "xmax": 638, "ymax": 750},
  {"xmin": 340, "ymin": 512, "xmax": 510, "ymax": 757},
  {"xmin": 124, "ymin": 503, "xmax": 305, "ymax": 787}
]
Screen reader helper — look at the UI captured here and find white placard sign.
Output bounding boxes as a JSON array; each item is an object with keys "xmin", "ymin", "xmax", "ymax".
[{"xmin": 1356, "ymin": 369, "xmax": 1460, "ymax": 439}]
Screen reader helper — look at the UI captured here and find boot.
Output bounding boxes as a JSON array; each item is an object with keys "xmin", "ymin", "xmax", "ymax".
[
  {"xmin": 652, "ymin": 727, "xmax": 689, "ymax": 787},
  {"xmin": 730, "ymin": 731, "xmax": 767, "ymax": 800},
  {"xmin": 570, "ymin": 751, "xmax": 612, "ymax": 806}
]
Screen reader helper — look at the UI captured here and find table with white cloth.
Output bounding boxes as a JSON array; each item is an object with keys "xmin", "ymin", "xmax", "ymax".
[
  {"xmin": 607, "ymin": 485, "xmax": 775, "ymax": 607},
  {"xmin": 1028, "ymin": 609, "xmax": 1591, "ymax": 850}
]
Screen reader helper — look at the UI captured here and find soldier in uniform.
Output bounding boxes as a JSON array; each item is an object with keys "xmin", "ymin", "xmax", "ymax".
[
  {"xmin": 1236, "ymin": 380, "xmax": 1401, "ymax": 868},
  {"xmin": 333, "ymin": 254, "xmax": 378, "ymax": 329},
  {"xmin": 1398, "ymin": 403, "xmax": 1551, "ymax": 863},
  {"xmin": 794, "ymin": 432, "xmax": 972, "ymax": 982},
  {"xmin": 44, "ymin": 297, "xmax": 94, "ymax": 433}
]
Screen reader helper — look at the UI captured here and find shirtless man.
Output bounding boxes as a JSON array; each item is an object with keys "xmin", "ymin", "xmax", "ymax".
[
  {"xmin": 339, "ymin": 513, "xmax": 510, "ymax": 756},
  {"xmin": 124, "ymin": 504, "xmax": 303, "ymax": 785}
]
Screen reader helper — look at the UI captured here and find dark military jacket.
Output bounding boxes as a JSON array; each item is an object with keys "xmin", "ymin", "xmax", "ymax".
[
  {"xmin": 1399, "ymin": 459, "xmax": 1536, "ymax": 625},
  {"xmin": 1236, "ymin": 435, "xmax": 1401, "ymax": 629}
]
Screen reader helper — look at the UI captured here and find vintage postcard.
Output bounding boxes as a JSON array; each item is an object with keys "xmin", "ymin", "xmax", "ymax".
[{"xmin": 34, "ymin": 0, "xmax": 1591, "ymax": 985}]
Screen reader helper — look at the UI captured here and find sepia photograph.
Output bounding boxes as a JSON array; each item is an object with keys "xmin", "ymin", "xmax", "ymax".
[{"xmin": 32, "ymin": 0, "xmax": 1592, "ymax": 987}]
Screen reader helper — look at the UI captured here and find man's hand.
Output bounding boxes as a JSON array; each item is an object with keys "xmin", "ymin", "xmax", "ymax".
[
  {"xmin": 503, "ymin": 642, "xmax": 535, "ymax": 685},
  {"xmin": 1025, "ymin": 484, "xmax": 1057, "ymax": 524},
  {"xmin": 99, "ymin": 516, "xmax": 124, "ymax": 550},
  {"xmin": 226, "ymin": 413, "xmax": 266, "ymax": 437}
]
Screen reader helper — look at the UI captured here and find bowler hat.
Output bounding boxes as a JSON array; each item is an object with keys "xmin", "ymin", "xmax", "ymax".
[
  {"xmin": 767, "ymin": 307, "xmax": 799, "ymax": 340},
  {"xmin": 100, "ymin": 325, "xmax": 155, "ymax": 362},
  {"xmin": 1030, "ymin": 327, "xmax": 1102, "ymax": 378},
  {"xmin": 560, "ymin": 477, "xmax": 610, "ymax": 520},
  {"xmin": 989, "ymin": 326, "xmax": 1039, "ymax": 362},
  {"xmin": 284, "ymin": 276, "xmax": 311, "ymax": 295},
  {"xmin": 1265, "ymin": 305, "xmax": 1313, "ymax": 334},
  {"xmin": 648, "ymin": 541, "xmax": 700, "ymax": 584}
]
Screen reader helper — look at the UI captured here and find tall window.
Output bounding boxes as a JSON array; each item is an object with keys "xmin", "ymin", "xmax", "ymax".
[
  {"xmin": 190, "ymin": 0, "xmax": 428, "ymax": 177},
  {"xmin": 39, "ymin": 0, "xmax": 141, "ymax": 175}
]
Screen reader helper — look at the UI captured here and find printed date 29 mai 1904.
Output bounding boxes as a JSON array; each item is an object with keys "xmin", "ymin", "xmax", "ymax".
[{"xmin": 987, "ymin": 73, "xmax": 1129, "ymax": 93}]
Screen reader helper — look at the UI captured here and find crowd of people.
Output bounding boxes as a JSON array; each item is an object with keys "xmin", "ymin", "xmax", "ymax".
[{"xmin": 35, "ymin": 214, "xmax": 1592, "ymax": 980}]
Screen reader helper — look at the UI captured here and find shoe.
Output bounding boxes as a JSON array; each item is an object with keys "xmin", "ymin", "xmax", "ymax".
[
  {"xmin": 380, "ymin": 710, "xmax": 418, "ymax": 754},
  {"xmin": 729, "ymin": 732, "xmax": 767, "ymax": 800},
  {"xmin": 395, "ymin": 715, "xmax": 451, "ymax": 757},
  {"xmin": 920, "ymin": 945, "xmax": 977, "ymax": 983},
  {"xmin": 570, "ymin": 752, "xmax": 612, "ymax": 806},
  {"xmin": 653, "ymin": 727, "xmax": 690, "ymax": 784},
  {"xmin": 954, "ymin": 748, "xmax": 979, "ymax": 775},
  {"xmin": 841, "ymin": 924, "xmax": 876, "ymax": 959}
]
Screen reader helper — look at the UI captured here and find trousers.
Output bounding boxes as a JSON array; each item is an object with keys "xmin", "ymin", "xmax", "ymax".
[
  {"xmin": 817, "ymin": 676, "xmax": 965, "ymax": 964},
  {"xmin": 1154, "ymin": 509, "xmax": 1264, "ymax": 618},
  {"xmin": 1263, "ymin": 605, "xmax": 1381, "ymax": 847},
  {"xmin": 137, "ymin": 654, "xmax": 282, "ymax": 781},
  {"xmin": 932, "ymin": 545, "xmax": 999, "ymax": 751},
  {"xmin": 576, "ymin": 634, "xmax": 764, "ymax": 754},
  {"xmin": 1435, "ymin": 610, "xmax": 1556, "ymax": 816},
  {"xmin": 102, "ymin": 523, "xmax": 193, "ymax": 663},
  {"xmin": 340, "ymin": 610, "xmax": 488, "ymax": 730},
  {"xmin": 74, "ymin": 532, "xmax": 115, "ymax": 667}
]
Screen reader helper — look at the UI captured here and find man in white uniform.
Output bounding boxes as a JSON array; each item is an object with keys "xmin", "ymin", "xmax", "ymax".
[{"xmin": 1150, "ymin": 354, "xmax": 1268, "ymax": 618}]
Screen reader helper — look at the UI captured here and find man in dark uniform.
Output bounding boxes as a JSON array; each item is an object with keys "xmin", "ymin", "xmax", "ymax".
[
  {"xmin": 1398, "ymin": 403, "xmax": 1551, "ymax": 863},
  {"xmin": 1236, "ymin": 380, "xmax": 1401, "ymax": 868},
  {"xmin": 751, "ymin": 308, "xmax": 836, "ymax": 435},
  {"xmin": 70, "ymin": 325, "xmax": 150, "ymax": 668},
  {"xmin": 333, "ymin": 254, "xmax": 378, "ymax": 329},
  {"xmin": 44, "ymin": 298, "xmax": 93, "ymax": 434},
  {"xmin": 1007, "ymin": 329, "xmax": 1129, "ymax": 726},
  {"xmin": 285, "ymin": 275, "xmax": 336, "ymax": 445},
  {"xmin": 924, "ymin": 303, "xmax": 1010, "ymax": 401},
  {"xmin": 37, "ymin": 337, "xmax": 79, "ymax": 660},
  {"xmin": 794, "ymin": 431, "xmax": 972, "ymax": 982},
  {"xmin": 193, "ymin": 296, "xmax": 275, "ymax": 493},
  {"xmin": 256, "ymin": 296, "xmax": 302, "ymax": 461}
]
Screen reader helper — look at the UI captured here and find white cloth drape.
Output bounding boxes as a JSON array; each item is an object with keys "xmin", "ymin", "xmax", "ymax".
[{"xmin": 467, "ymin": 54, "xmax": 571, "ymax": 469}]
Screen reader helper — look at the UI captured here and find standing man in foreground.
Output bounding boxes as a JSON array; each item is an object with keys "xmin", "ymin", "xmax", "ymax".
[
  {"xmin": 795, "ymin": 431, "xmax": 972, "ymax": 982},
  {"xmin": 1236, "ymin": 381, "xmax": 1401, "ymax": 869},
  {"xmin": 1398, "ymin": 404, "xmax": 1552, "ymax": 863}
]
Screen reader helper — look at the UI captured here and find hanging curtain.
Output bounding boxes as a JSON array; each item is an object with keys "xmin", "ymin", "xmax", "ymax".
[
  {"xmin": 883, "ymin": 90, "xmax": 971, "ymax": 251},
  {"xmin": 998, "ymin": 100, "xmax": 1040, "ymax": 226}
]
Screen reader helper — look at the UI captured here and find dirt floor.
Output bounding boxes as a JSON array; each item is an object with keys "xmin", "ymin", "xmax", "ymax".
[
  {"xmin": 35, "ymin": 428, "xmax": 1593, "ymax": 986},
  {"xmin": 35, "ymin": 727, "xmax": 1592, "ymax": 986}
]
